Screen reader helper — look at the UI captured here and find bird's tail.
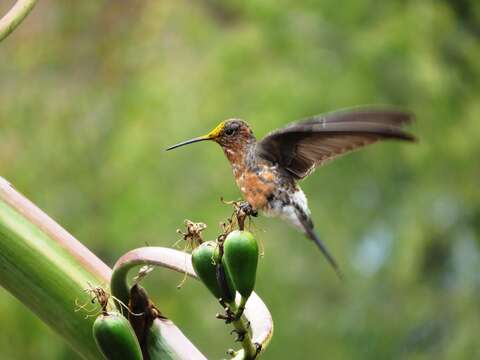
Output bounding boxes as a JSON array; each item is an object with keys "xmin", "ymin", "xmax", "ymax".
[{"xmin": 300, "ymin": 217, "xmax": 343, "ymax": 279}]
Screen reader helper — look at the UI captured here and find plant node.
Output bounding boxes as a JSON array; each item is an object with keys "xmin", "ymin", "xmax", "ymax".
[{"xmin": 230, "ymin": 329, "xmax": 247, "ymax": 342}]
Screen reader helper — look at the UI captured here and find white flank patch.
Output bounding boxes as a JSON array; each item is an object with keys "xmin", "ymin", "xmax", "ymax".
[
  {"xmin": 291, "ymin": 189, "xmax": 310, "ymax": 216},
  {"xmin": 263, "ymin": 188, "xmax": 310, "ymax": 231}
]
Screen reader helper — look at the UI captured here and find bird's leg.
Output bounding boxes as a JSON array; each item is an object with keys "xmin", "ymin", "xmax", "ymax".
[
  {"xmin": 220, "ymin": 197, "xmax": 257, "ymax": 231},
  {"xmin": 236, "ymin": 201, "xmax": 258, "ymax": 231},
  {"xmin": 238, "ymin": 201, "xmax": 258, "ymax": 217}
]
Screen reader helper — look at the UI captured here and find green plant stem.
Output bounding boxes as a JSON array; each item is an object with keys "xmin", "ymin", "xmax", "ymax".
[
  {"xmin": 227, "ymin": 297, "xmax": 257, "ymax": 359},
  {"xmin": 0, "ymin": 177, "xmax": 110, "ymax": 359},
  {"xmin": 0, "ymin": 0, "xmax": 38, "ymax": 42},
  {"xmin": 111, "ymin": 247, "xmax": 273, "ymax": 359}
]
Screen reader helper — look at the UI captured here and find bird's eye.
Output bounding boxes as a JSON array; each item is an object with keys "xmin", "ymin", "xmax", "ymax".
[{"xmin": 225, "ymin": 127, "xmax": 236, "ymax": 136}]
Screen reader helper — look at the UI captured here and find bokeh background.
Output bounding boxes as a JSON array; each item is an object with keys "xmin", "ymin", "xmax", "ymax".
[{"xmin": 1, "ymin": 0, "xmax": 479, "ymax": 359}]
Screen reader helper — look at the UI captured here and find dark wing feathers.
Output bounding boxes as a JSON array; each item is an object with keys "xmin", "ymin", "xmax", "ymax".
[
  {"xmin": 256, "ymin": 108, "xmax": 415, "ymax": 179},
  {"xmin": 296, "ymin": 108, "xmax": 412, "ymax": 127}
]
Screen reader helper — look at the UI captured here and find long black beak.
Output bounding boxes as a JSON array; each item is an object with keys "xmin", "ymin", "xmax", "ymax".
[{"xmin": 165, "ymin": 136, "xmax": 210, "ymax": 151}]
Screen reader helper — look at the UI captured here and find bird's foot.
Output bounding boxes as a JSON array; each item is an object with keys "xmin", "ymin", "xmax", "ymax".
[
  {"xmin": 220, "ymin": 197, "xmax": 257, "ymax": 231},
  {"xmin": 238, "ymin": 201, "xmax": 258, "ymax": 217},
  {"xmin": 235, "ymin": 201, "xmax": 257, "ymax": 230}
]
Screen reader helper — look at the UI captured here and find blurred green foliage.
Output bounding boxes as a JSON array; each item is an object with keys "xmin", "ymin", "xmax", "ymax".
[{"xmin": 1, "ymin": 0, "xmax": 479, "ymax": 359}]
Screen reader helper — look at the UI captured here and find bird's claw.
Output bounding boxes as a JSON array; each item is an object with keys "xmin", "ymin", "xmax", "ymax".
[
  {"xmin": 220, "ymin": 198, "xmax": 257, "ymax": 231},
  {"xmin": 238, "ymin": 201, "xmax": 258, "ymax": 217},
  {"xmin": 236, "ymin": 201, "xmax": 257, "ymax": 230}
]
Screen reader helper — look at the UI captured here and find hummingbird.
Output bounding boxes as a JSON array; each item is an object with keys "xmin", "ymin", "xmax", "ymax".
[{"xmin": 166, "ymin": 107, "xmax": 415, "ymax": 276}]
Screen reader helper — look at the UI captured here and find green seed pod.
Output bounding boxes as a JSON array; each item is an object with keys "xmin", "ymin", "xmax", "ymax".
[
  {"xmin": 191, "ymin": 241, "xmax": 235, "ymax": 302},
  {"xmin": 93, "ymin": 311, "xmax": 142, "ymax": 360},
  {"xmin": 222, "ymin": 230, "xmax": 259, "ymax": 299}
]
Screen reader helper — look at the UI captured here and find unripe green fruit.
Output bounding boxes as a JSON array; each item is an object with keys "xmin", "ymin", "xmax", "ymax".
[
  {"xmin": 93, "ymin": 311, "xmax": 142, "ymax": 360},
  {"xmin": 192, "ymin": 241, "xmax": 235, "ymax": 302},
  {"xmin": 222, "ymin": 230, "xmax": 259, "ymax": 299}
]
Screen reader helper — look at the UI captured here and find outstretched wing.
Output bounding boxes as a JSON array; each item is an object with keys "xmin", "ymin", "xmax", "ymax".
[{"xmin": 256, "ymin": 108, "xmax": 416, "ymax": 180}]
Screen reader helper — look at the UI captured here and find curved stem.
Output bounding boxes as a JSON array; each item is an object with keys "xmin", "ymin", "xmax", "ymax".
[
  {"xmin": 112, "ymin": 247, "xmax": 274, "ymax": 359},
  {"xmin": 0, "ymin": 0, "xmax": 38, "ymax": 42},
  {"xmin": 111, "ymin": 247, "xmax": 191, "ymax": 306},
  {"xmin": 112, "ymin": 247, "xmax": 207, "ymax": 360}
]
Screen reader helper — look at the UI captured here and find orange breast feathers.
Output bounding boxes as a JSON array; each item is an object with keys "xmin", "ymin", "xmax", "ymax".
[{"xmin": 236, "ymin": 169, "xmax": 276, "ymax": 210}]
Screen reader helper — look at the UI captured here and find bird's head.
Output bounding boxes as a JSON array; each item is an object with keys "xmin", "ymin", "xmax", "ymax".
[{"xmin": 166, "ymin": 119, "xmax": 255, "ymax": 155}]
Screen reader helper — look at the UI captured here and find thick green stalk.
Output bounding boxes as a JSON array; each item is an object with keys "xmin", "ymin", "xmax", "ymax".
[
  {"xmin": 0, "ymin": 177, "xmax": 110, "ymax": 359},
  {"xmin": 0, "ymin": 0, "xmax": 38, "ymax": 42}
]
